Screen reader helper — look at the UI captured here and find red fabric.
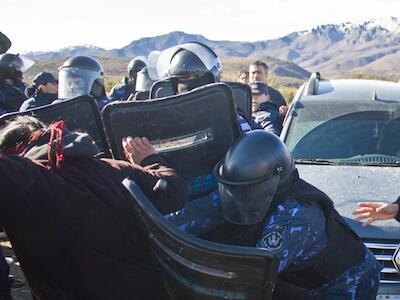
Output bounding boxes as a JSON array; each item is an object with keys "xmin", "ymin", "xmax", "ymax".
[
  {"xmin": 45, "ymin": 121, "xmax": 65, "ymax": 170},
  {"xmin": 0, "ymin": 120, "xmax": 65, "ymax": 170}
]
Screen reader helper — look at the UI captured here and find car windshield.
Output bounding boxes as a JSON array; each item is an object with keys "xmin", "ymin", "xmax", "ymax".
[{"xmin": 285, "ymin": 100, "xmax": 400, "ymax": 166}]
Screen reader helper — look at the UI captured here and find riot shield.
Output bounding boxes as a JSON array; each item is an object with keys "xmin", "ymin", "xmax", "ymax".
[
  {"xmin": 225, "ymin": 82, "xmax": 252, "ymax": 121},
  {"xmin": 123, "ymin": 179, "xmax": 279, "ymax": 300},
  {"xmin": 133, "ymin": 91, "xmax": 150, "ymax": 101},
  {"xmin": 102, "ymin": 83, "xmax": 241, "ymax": 198},
  {"xmin": 149, "ymin": 79, "xmax": 175, "ymax": 99},
  {"xmin": 0, "ymin": 96, "xmax": 110, "ymax": 156}
]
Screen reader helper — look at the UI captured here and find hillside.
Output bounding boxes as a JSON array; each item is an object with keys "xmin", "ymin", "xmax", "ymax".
[
  {"xmin": 25, "ymin": 17, "xmax": 400, "ymax": 77},
  {"xmin": 24, "ymin": 54, "xmax": 309, "ymax": 103}
]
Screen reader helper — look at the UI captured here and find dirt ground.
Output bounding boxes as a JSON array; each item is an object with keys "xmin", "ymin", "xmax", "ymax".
[{"xmin": 1, "ymin": 237, "xmax": 33, "ymax": 300}]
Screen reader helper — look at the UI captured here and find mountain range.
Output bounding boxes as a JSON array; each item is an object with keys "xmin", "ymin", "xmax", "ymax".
[{"xmin": 25, "ymin": 17, "xmax": 400, "ymax": 78}]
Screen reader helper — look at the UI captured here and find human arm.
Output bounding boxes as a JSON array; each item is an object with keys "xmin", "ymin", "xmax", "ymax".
[
  {"xmin": 112, "ymin": 137, "xmax": 187, "ymax": 213},
  {"xmin": 253, "ymin": 109, "xmax": 282, "ymax": 136},
  {"xmin": 253, "ymin": 102, "xmax": 282, "ymax": 135},
  {"xmin": 353, "ymin": 201, "xmax": 400, "ymax": 226},
  {"xmin": 258, "ymin": 200, "xmax": 327, "ymax": 273},
  {"xmin": 107, "ymin": 84, "xmax": 122, "ymax": 101},
  {"xmin": 122, "ymin": 136, "xmax": 157, "ymax": 165},
  {"xmin": 164, "ymin": 192, "xmax": 225, "ymax": 236}
]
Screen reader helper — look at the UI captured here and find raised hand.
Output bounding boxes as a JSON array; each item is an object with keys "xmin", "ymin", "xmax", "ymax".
[
  {"xmin": 353, "ymin": 202, "xmax": 399, "ymax": 227},
  {"xmin": 122, "ymin": 136, "xmax": 157, "ymax": 165}
]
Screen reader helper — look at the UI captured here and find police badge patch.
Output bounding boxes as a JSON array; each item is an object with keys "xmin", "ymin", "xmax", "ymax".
[{"xmin": 261, "ymin": 226, "xmax": 286, "ymax": 252}]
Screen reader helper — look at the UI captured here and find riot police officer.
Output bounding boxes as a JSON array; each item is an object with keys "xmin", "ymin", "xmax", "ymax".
[
  {"xmin": 108, "ymin": 57, "xmax": 146, "ymax": 102},
  {"xmin": 155, "ymin": 42, "xmax": 256, "ymax": 132},
  {"xmin": 57, "ymin": 55, "xmax": 109, "ymax": 109},
  {"xmin": 127, "ymin": 67, "xmax": 155, "ymax": 101},
  {"xmin": 0, "ymin": 53, "xmax": 34, "ymax": 114},
  {"xmin": 155, "ymin": 42, "xmax": 221, "ymax": 94},
  {"xmin": 166, "ymin": 130, "xmax": 381, "ymax": 299}
]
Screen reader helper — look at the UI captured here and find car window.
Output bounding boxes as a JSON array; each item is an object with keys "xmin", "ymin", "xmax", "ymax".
[{"xmin": 285, "ymin": 101, "xmax": 400, "ymax": 165}]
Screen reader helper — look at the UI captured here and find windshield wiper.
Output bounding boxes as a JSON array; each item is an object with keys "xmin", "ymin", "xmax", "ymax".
[
  {"xmin": 341, "ymin": 162, "xmax": 400, "ymax": 167},
  {"xmin": 295, "ymin": 159, "xmax": 339, "ymax": 165}
]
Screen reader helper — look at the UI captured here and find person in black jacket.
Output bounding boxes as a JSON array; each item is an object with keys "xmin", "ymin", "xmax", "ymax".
[
  {"xmin": 0, "ymin": 116, "xmax": 187, "ymax": 299},
  {"xmin": 249, "ymin": 60, "xmax": 288, "ymax": 117},
  {"xmin": 19, "ymin": 72, "xmax": 58, "ymax": 111}
]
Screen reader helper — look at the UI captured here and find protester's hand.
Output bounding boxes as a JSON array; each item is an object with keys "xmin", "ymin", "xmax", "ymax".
[
  {"xmin": 353, "ymin": 202, "xmax": 399, "ymax": 226},
  {"xmin": 279, "ymin": 105, "xmax": 288, "ymax": 116},
  {"xmin": 122, "ymin": 136, "xmax": 157, "ymax": 165}
]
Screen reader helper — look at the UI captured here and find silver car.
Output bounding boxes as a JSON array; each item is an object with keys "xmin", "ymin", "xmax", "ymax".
[{"xmin": 281, "ymin": 74, "xmax": 400, "ymax": 298}]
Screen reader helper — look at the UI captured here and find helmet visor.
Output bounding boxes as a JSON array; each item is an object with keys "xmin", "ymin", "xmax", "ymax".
[
  {"xmin": 219, "ymin": 175, "xmax": 280, "ymax": 225},
  {"xmin": 58, "ymin": 67, "xmax": 100, "ymax": 99},
  {"xmin": 12, "ymin": 54, "xmax": 35, "ymax": 72},
  {"xmin": 156, "ymin": 46, "xmax": 180, "ymax": 80},
  {"xmin": 178, "ymin": 43, "xmax": 220, "ymax": 71},
  {"xmin": 147, "ymin": 50, "xmax": 161, "ymax": 80},
  {"xmin": 151, "ymin": 43, "xmax": 221, "ymax": 81},
  {"xmin": 135, "ymin": 69, "xmax": 155, "ymax": 92}
]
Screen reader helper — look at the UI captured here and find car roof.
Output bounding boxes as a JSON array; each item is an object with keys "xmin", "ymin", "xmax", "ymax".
[{"xmin": 299, "ymin": 79, "xmax": 400, "ymax": 102}]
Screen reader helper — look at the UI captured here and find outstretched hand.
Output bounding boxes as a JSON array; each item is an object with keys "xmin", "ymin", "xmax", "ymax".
[
  {"xmin": 353, "ymin": 202, "xmax": 399, "ymax": 227},
  {"xmin": 122, "ymin": 136, "xmax": 157, "ymax": 165}
]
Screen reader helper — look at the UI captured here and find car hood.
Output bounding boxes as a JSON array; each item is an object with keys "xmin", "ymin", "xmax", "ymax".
[{"xmin": 296, "ymin": 164, "xmax": 400, "ymax": 240}]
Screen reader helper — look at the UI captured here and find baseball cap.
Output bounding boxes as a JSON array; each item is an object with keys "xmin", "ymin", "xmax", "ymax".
[{"xmin": 250, "ymin": 81, "xmax": 268, "ymax": 95}]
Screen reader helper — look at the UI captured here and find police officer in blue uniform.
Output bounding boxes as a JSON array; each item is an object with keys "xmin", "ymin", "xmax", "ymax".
[
  {"xmin": 57, "ymin": 55, "xmax": 110, "ymax": 109},
  {"xmin": 166, "ymin": 130, "xmax": 381, "ymax": 299},
  {"xmin": 108, "ymin": 57, "xmax": 146, "ymax": 102},
  {"xmin": 250, "ymin": 81, "xmax": 282, "ymax": 135},
  {"xmin": 0, "ymin": 53, "xmax": 34, "ymax": 114},
  {"xmin": 20, "ymin": 72, "xmax": 58, "ymax": 111},
  {"xmin": 157, "ymin": 42, "xmax": 257, "ymax": 133}
]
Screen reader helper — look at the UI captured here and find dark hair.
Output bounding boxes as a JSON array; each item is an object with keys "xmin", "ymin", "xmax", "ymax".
[
  {"xmin": 0, "ymin": 116, "xmax": 45, "ymax": 152},
  {"xmin": 250, "ymin": 60, "xmax": 268, "ymax": 73},
  {"xmin": 25, "ymin": 85, "xmax": 37, "ymax": 98},
  {"xmin": 237, "ymin": 69, "xmax": 249, "ymax": 78}
]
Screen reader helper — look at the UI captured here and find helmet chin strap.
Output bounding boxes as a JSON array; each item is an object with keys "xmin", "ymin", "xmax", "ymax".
[{"xmin": 90, "ymin": 79, "xmax": 106, "ymax": 99}]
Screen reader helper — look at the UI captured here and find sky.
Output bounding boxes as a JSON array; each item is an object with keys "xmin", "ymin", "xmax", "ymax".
[{"xmin": 1, "ymin": 0, "xmax": 400, "ymax": 53}]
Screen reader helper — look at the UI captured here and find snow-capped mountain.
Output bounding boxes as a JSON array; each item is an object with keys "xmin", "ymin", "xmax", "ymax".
[
  {"xmin": 25, "ymin": 45, "xmax": 108, "ymax": 60},
  {"xmin": 26, "ymin": 17, "xmax": 400, "ymax": 76}
]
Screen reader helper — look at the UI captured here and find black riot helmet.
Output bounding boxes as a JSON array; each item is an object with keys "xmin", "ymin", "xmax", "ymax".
[
  {"xmin": 135, "ymin": 67, "xmax": 155, "ymax": 92},
  {"xmin": 214, "ymin": 130, "xmax": 295, "ymax": 225},
  {"xmin": 127, "ymin": 57, "xmax": 146, "ymax": 82},
  {"xmin": 0, "ymin": 32, "xmax": 11, "ymax": 54},
  {"xmin": 0, "ymin": 53, "xmax": 35, "ymax": 81},
  {"xmin": 154, "ymin": 42, "xmax": 221, "ymax": 94},
  {"xmin": 58, "ymin": 56, "xmax": 106, "ymax": 100}
]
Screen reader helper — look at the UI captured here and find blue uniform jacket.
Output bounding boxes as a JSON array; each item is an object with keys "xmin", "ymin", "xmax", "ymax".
[
  {"xmin": 0, "ymin": 80, "xmax": 28, "ymax": 114},
  {"xmin": 19, "ymin": 92, "xmax": 58, "ymax": 111},
  {"xmin": 165, "ymin": 192, "xmax": 382, "ymax": 299},
  {"xmin": 107, "ymin": 77, "xmax": 134, "ymax": 102},
  {"xmin": 253, "ymin": 101, "xmax": 282, "ymax": 135}
]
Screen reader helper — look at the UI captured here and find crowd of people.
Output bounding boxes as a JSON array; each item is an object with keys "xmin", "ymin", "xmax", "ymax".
[
  {"xmin": 0, "ymin": 34, "xmax": 394, "ymax": 300},
  {"xmin": 0, "ymin": 45, "xmax": 288, "ymax": 136}
]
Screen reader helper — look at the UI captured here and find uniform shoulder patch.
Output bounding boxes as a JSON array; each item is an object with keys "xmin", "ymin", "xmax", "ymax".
[{"xmin": 261, "ymin": 226, "xmax": 286, "ymax": 253}]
